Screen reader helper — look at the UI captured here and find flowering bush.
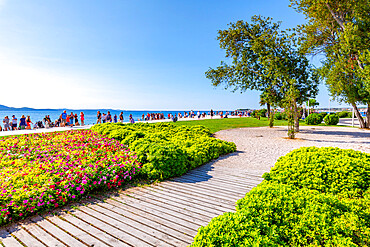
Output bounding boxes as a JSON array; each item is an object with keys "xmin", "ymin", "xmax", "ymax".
[{"xmin": 0, "ymin": 130, "xmax": 140, "ymax": 226}]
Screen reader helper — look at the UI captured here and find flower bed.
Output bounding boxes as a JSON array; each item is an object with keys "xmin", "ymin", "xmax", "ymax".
[
  {"xmin": 0, "ymin": 130, "xmax": 140, "ymax": 226},
  {"xmin": 91, "ymin": 122, "xmax": 236, "ymax": 180}
]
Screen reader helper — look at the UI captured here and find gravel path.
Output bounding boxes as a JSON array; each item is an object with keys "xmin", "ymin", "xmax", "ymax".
[{"xmin": 214, "ymin": 126, "xmax": 370, "ymax": 176}]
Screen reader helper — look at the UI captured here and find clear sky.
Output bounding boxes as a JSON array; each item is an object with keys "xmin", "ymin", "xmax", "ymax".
[{"xmin": 0, "ymin": 0, "xmax": 345, "ymax": 110}]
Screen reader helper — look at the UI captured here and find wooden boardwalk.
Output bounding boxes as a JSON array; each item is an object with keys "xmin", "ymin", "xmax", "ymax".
[{"xmin": 0, "ymin": 162, "xmax": 263, "ymax": 247}]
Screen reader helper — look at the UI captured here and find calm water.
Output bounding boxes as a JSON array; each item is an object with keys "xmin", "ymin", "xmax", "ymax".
[{"xmin": 0, "ymin": 109, "xmax": 210, "ymax": 125}]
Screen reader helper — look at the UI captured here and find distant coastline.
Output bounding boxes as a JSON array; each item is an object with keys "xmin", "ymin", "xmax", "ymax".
[{"xmin": 0, "ymin": 104, "xmax": 127, "ymax": 112}]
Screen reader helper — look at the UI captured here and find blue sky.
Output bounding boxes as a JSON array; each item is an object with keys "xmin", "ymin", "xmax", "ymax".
[{"xmin": 0, "ymin": 0, "xmax": 344, "ymax": 110}]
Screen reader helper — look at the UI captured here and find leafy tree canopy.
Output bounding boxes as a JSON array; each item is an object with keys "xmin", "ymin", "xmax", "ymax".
[{"xmin": 205, "ymin": 15, "xmax": 319, "ymax": 107}]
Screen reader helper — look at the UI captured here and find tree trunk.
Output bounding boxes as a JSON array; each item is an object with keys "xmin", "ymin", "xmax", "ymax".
[
  {"xmin": 351, "ymin": 102, "xmax": 366, "ymax": 128},
  {"xmin": 366, "ymin": 104, "xmax": 370, "ymax": 128},
  {"xmin": 266, "ymin": 103, "xmax": 271, "ymax": 119},
  {"xmin": 293, "ymin": 99, "xmax": 299, "ymax": 132}
]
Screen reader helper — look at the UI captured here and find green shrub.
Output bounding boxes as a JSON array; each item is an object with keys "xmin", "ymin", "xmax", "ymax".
[
  {"xmin": 280, "ymin": 111, "xmax": 287, "ymax": 120},
  {"xmin": 324, "ymin": 113, "xmax": 339, "ymax": 125},
  {"xmin": 192, "ymin": 182, "xmax": 370, "ymax": 246},
  {"xmin": 251, "ymin": 110, "xmax": 260, "ymax": 118},
  {"xmin": 319, "ymin": 112, "xmax": 327, "ymax": 119},
  {"xmin": 259, "ymin": 109, "xmax": 267, "ymax": 117},
  {"xmin": 338, "ymin": 111, "xmax": 351, "ymax": 118},
  {"xmin": 91, "ymin": 122, "xmax": 236, "ymax": 180},
  {"xmin": 263, "ymin": 147, "xmax": 370, "ymax": 198},
  {"xmin": 192, "ymin": 147, "xmax": 370, "ymax": 246},
  {"xmin": 304, "ymin": 113, "xmax": 322, "ymax": 125},
  {"xmin": 274, "ymin": 112, "xmax": 283, "ymax": 120}
]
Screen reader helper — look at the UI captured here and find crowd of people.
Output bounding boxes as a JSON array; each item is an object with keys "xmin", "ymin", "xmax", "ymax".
[
  {"xmin": 1, "ymin": 109, "xmax": 250, "ymax": 132},
  {"xmin": 0, "ymin": 111, "xmax": 85, "ymax": 132}
]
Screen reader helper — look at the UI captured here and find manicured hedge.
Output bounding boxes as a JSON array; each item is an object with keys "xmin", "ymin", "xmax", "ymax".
[
  {"xmin": 91, "ymin": 122, "xmax": 236, "ymax": 180},
  {"xmin": 193, "ymin": 182, "xmax": 370, "ymax": 246},
  {"xmin": 338, "ymin": 111, "xmax": 351, "ymax": 118},
  {"xmin": 304, "ymin": 112, "xmax": 323, "ymax": 125},
  {"xmin": 192, "ymin": 147, "xmax": 370, "ymax": 246},
  {"xmin": 264, "ymin": 147, "xmax": 370, "ymax": 198},
  {"xmin": 324, "ymin": 113, "xmax": 339, "ymax": 125}
]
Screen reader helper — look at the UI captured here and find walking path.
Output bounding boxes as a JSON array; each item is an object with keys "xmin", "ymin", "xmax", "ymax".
[{"xmin": 0, "ymin": 126, "xmax": 369, "ymax": 246}]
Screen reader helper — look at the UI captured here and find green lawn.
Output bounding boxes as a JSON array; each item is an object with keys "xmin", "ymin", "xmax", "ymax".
[{"xmin": 174, "ymin": 117, "xmax": 298, "ymax": 133}]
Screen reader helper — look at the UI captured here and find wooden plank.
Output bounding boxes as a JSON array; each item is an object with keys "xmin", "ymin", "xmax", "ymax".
[
  {"xmin": 161, "ymin": 181, "xmax": 241, "ymax": 201},
  {"xmin": 185, "ymin": 171, "xmax": 261, "ymax": 187},
  {"xmin": 138, "ymin": 186, "xmax": 227, "ymax": 215},
  {"xmin": 8, "ymin": 225, "xmax": 46, "ymax": 247},
  {"xmin": 157, "ymin": 182, "xmax": 236, "ymax": 205},
  {"xmin": 170, "ymin": 180, "xmax": 247, "ymax": 199},
  {"xmin": 95, "ymin": 199, "xmax": 195, "ymax": 243},
  {"xmin": 149, "ymin": 185, "xmax": 235, "ymax": 212},
  {"xmin": 47, "ymin": 215, "xmax": 111, "ymax": 247},
  {"xmin": 191, "ymin": 167, "xmax": 263, "ymax": 180},
  {"xmin": 154, "ymin": 183, "xmax": 236, "ymax": 210},
  {"xmin": 71, "ymin": 209, "xmax": 150, "ymax": 247},
  {"xmin": 78, "ymin": 206, "xmax": 173, "ymax": 247},
  {"xmin": 106, "ymin": 197, "xmax": 200, "ymax": 232},
  {"xmin": 32, "ymin": 216, "xmax": 85, "ymax": 247},
  {"xmin": 113, "ymin": 194, "xmax": 204, "ymax": 227},
  {"xmin": 89, "ymin": 203, "xmax": 188, "ymax": 246},
  {"xmin": 126, "ymin": 191, "xmax": 214, "ymax": 222},
  {"xmin": 61, "ymin": 213, "xmax": 128, "ymax": 247},
  {"xmin": 174, "ymin": 177, "xmax": 251, "ymax": 196},
  {"xmin": 188, "ymin": 170, "xmax": 263, "ymax": 186},
  {"xmin": 21, "ymin": 221, "xmax": 66, "ymax": 247},
  {"xmin": 0, "ymin": 229, "xmax": 23, "ymax": 247},
  {"xmin": 162, "ymin": 180, "xmax": 243, "ymax": 200},
  {"xmin": 172, "ymin": 176, "xmax": 249, "ymax": 195}
]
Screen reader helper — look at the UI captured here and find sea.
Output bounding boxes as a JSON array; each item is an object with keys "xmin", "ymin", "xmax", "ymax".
[{"xmin": 0, "ymin": 109, "xmax": 210, "ymax": 125}]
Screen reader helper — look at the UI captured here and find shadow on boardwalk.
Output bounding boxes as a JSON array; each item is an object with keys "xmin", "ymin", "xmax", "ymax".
[{"xmin": 172, "ymin": 151, "xmax": 247, "ymax": 184}]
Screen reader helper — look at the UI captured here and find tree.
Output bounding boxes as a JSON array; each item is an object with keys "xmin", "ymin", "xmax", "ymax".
[
  {"xmin": 290, "ymin": 0, "xmax": 370, "ymax": 128},
  {"xmin": 307, "ymin": 98, "xmax": 319, "ymax": 113},
  {"xmin": 205, "ymin": 15, "xmax": 319, "ymax": 132}
]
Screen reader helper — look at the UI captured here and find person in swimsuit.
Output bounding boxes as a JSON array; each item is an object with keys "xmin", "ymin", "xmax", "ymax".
[
  {"xmin": 74, "ymin": 114, "xmax": 80, "ymax": 126},
  {"xmin": 26, "ymin": 116, "xmax": 33, "ymax": 130}
]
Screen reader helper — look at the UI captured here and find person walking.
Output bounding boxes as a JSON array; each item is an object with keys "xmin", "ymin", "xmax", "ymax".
[
  {"xmin": 119, "ymin": 112, "xmax": 124, "ymax": 123},
  {"xmin": 69, "ymin": 112, "xmax": 74, "ymax": 126},
  {"xmin": 96, "ymin": 111, "xmax": 102, "ymax": 124},
  {"xmin": 80, "ymin": 112, "xmax": 85, "ymax": 126},
  {"xmin": 3, "ymin": 116, "xmax": 10, "ymax": 131},
  {"xmin": 11, "ymin": 115, "xmax": 17, "ymax": 130},
  {"xmin": 19, "ymin": 115, "xmax": 26, "ymax": 129},
  {"xmin": 61, "ymin": 110, "xmax": 67, "ymax": 127},
  {"xmin": 114, "ymin": 114, "xmax": 117, "ymax": 123},
  {"xmin": 107, "ymin": 111, "xmax": 112, "ymax": 123}
]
